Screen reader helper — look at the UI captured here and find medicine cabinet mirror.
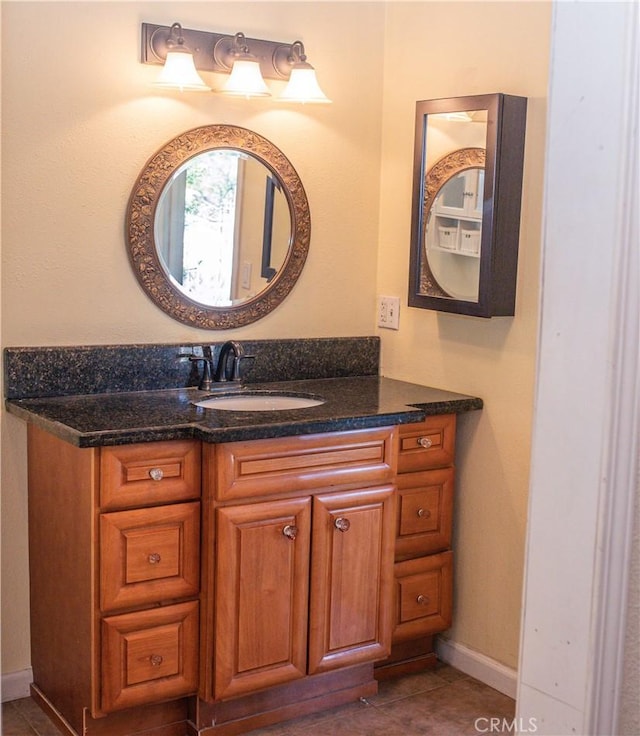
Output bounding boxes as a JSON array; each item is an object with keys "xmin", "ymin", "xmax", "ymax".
[
  {"xmin": 408, "ymin": 93, "xmax": 527, "ymax": 317},
  {"xmin": 126, "ymin": 124, "xmax": 310, "ymax": 329}
]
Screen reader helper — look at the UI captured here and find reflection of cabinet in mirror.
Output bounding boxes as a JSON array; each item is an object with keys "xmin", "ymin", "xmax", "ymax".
[
  {"xmin": 429, "ymin": 164, "xmax": 485, "ymax": 259},
  {"xmin": 409, "ymin": 94, "xmax": 527, "ymax": 317},
  {"xmin": 434, "ymin": 167, "xmax": 484, "ymax": 219}
]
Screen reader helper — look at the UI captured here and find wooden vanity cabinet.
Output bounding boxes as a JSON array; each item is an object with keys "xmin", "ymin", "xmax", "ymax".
[
  {"xmin": 196, "ymin": 427, "xmax": 397, "ymax": 732},
  {"xmin": 27, "ymin": 426, "xmax": 201, "ymax": 735},
  {"xmin": 26, "ymin": 416, "xmax": 457, "ymax": 735},
  {"xmin": 212, "ymin": 486, "xmax": 395, "ymax": 700},
  {"xmin": 375, "ymin": 414, "xmax": 456, "ymax": 678}
]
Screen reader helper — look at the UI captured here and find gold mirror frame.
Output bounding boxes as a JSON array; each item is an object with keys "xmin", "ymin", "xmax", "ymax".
[
  {"xmin": 419, "ymin": 147, "xmax": 485, "ymax": 298},
  {"xmin": 126, "ymin": 124, "xmax": 310, "ymax": 329}
]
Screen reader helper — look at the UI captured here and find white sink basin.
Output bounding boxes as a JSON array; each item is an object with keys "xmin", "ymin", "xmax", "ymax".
[{"xmin": 194, "ymin": 392, "xmax": 325, "ymax": 412}]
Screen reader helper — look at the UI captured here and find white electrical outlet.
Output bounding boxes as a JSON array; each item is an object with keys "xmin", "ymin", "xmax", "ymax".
[{"xmin": 377, "ymin": 296, "xmax": 400, "ymax": 330}]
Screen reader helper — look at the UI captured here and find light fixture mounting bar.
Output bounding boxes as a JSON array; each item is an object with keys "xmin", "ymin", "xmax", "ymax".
[{"xmin": 141, "ymin": 23, "xmax": 294, "ymax": 80}]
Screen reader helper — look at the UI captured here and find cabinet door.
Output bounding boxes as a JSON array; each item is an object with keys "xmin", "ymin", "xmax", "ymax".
[
  {"xmin": 214, "ymin": 497, "xmax": 311, "ymax": 700},
  {"xmin": 308, "ymin": 485, "xmax": 396, "ymax": 674},
  {"xmin": 434, "ymin": 170, "xmax": 468, "ymax": 217},
  {"xmin": 434, "ymin": 169, "xmax": 484, "ymax": 219}
]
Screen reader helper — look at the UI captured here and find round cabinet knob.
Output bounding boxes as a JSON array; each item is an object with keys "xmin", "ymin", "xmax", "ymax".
[
  {"xmin": 150, "ymin": 654, "xmax": 164, "ymax": 667},
  {"xmin": 149, "ymin": 467, "xmax": 164, "ymax": 481},
  {"xmin": 148, "ymin": 553, "xmax": 161, "ymax": 564},
  {"xmin": 417, "ymin": 437, "xmax": 432, "ymax": 449},
  {"xmin": 283, "ymin": 524, "xmax": 298, "ymax": 540},
  {"xmin": 416, "ymin": 594, "xmax": 430, "ymax": 605},
  {"xmin": 417, "ymin": 508, "xmax": 432, "ymax": 519},
  {"xmin": 335, "ymin": 517, "xmax": 351, "ymax": 532}
]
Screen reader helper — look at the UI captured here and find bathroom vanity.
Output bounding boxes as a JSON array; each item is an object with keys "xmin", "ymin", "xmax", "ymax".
[{"xmin": 4, "ymin": 338, "xmax": 481, "ymax": 736}]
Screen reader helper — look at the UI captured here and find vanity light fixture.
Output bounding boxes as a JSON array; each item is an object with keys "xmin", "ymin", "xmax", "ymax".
[
  {"xmin": 141, "ymin": 22, "xmax": 331, "ymax": 103},
  {"xmin": 152, "ymin": 23, "xmax": 211, "ymax": 92},
  {"xmin": 279, "ymin": 41, "xmax": 331, "ymax": 104},
  {"xmin": 219, "ymin": 33, "xmax": 271, "ymax": 98}
]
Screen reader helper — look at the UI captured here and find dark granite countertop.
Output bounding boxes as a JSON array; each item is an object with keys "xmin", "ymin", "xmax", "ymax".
[{"xmin": 5, "ymin": 376, "xmax": 483, "ymax": 448}]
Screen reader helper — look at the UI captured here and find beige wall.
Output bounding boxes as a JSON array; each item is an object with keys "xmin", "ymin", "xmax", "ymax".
[
  {"xmin": 1, "ymin": 1, "xmax": 550, "ymax": 680},
  {"xmin": 0, "ymin": 0, "xmax": 386, "ymax": 675},
  {"xmin": 377, "ymin": 2, "xmax": 551, "ymax": 668}
]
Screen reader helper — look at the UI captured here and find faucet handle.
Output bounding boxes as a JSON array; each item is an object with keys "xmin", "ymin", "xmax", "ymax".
[
  {"xmin": 183, "ymin": 353, "xmax": 214, "ymax": 391},
  {"xmin": 198, "ymin": 359, "xmax": 214, "ymax": 391},
  {"xmin": 177, "ymin": 350, "xmax": 198, "ymax": 361}
]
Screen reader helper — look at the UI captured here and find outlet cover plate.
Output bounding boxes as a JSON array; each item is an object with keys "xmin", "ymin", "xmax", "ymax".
[{"xmin": 378, "ymin": 296, "xmax": 400, "ymax": 330}]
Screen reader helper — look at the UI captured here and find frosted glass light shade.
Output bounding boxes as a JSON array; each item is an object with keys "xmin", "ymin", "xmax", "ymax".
[
  {"xmin": 221, "ymin": 59, "xmax": 271, "ymax": 97},
  {"xmin": 154, "ymin": 50, "xmax": 211, "ymax": 91},
  {"xmin": 279, "ymin": 64, "xmax": 331, "ymax": 104}
]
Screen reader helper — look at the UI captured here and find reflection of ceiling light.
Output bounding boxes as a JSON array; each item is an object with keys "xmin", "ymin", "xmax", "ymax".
[
  {"xmin": 443, "ymin": 111, "xmax": 474, "ymax": 122},
  {"xmin": 142, "ymin": 22, "xmax": 331, "ymax": 103},
  {"xmin": 220, "ymin": 33, "xmax": 271, "ymax": 98},
  {"xmin": 279, "ymin": 42, "xmax": 331, "ymax": 104},
  {"xmin": 152, "ymin": 23, "xmax": 211, "ymax": 92},
  {"xmin": 438, "ymin": 110, "xmax": 488, "ymax": 123}
]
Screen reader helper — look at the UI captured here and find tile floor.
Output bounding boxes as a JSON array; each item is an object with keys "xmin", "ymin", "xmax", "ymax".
[{"xmin": 1, "ymin": 664, "xmax": 515, "ymax": 735}]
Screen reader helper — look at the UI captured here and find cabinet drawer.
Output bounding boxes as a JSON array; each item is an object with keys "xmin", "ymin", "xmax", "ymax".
[
  {"xmin": 392, "ymin": 552, "xmax": 452, "ymax": 643},
  {"xmin": 397, "ymin": 415, "xmax": 455, "ymax": 473},
  {"xmin": 395, "ymin": 468, "xmax": 454, "ymax": 559},
  {"xmin": 100, "ymin": 440, "xmax": 200, "ymax": 510},
  {"xmin": 214, "ymin": 427, "xmax": 397, "ymax": 501},
  {"xmin": 101, "ymin": 600, "xmax": 199, "ymax": 713},
  {"xmin": 100, "ymin": 501, "xmax": 200, "ymax": 612}
]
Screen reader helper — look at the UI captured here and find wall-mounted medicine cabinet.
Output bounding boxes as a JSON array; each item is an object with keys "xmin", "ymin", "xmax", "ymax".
[{"xmin": 408, "ymin": 93, "xmax": 527, "ymax": 317}]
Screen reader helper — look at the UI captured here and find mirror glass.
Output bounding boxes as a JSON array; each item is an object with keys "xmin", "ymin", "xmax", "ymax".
[
  {"xmin": 419, "ymin": 111, "xmax": 488, "ymax": 303},
  {"xmin": 127, "ymin": 124, "xmax": 310, "ymax": 330},
  {"xmin": 155, "ymin": 150, "xmax": 291, "ymax": 308}
]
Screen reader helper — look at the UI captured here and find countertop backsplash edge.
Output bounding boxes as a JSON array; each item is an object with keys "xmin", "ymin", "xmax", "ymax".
[{"xmin": 3, "ymin": 336, "xmax": 380, "ymax": 400}]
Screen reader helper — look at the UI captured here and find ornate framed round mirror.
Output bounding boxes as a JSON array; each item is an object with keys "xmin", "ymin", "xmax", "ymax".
[{"xmin": 126, "ymin": 124, "xmax": 310, "ymax": 329}]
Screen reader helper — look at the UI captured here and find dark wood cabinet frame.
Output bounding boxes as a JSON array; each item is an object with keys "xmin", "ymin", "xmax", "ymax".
[{"xmin": 408, "ymin": 93, "xmax": 527, "ymax": 317}]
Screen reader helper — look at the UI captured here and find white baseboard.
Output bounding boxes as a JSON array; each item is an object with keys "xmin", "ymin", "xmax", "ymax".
[
  {"xmin": 435, "ymin": 637, "xmax": 518, "ymax": 699},
  {"xmin": 1, "ymin": 668, "xmax": 33, "ymax": 702}
]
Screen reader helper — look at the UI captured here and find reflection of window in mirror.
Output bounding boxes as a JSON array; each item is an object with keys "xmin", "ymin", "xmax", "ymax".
[
  {"xmin": 155, "ymin": 151, "xmax": 292, "ymax": 308},
  {"xmin": 157, "ymin": 150, "xmax": 242, "ymax": 306}
]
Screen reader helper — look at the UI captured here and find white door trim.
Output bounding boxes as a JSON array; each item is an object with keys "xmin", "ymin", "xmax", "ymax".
[{"xmin": 517, "ymin": 1, "xmax": 639, "ymax": 734}]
